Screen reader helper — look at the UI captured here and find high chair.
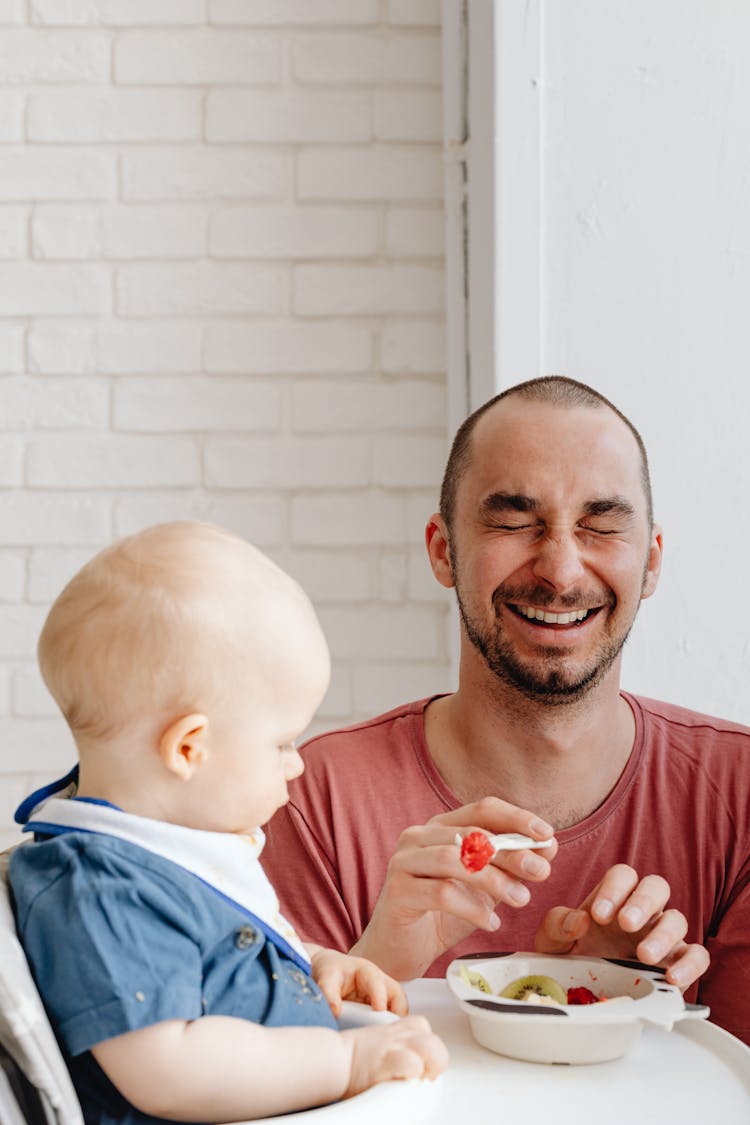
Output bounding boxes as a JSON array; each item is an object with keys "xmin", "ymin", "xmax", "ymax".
[{"xmin": 0, "ymin": 847, "xmax": 83, "ymax": 1125}]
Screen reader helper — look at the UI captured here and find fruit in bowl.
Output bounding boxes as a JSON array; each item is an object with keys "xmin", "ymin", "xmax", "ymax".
[{"xmin": 447, "ymin": 952, "xmax": 709, "ymax": 1065}]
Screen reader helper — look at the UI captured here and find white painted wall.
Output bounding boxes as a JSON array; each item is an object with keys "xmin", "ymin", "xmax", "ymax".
[
  {"xmin": 7, "ymin": 0, "xmax": 745, "ymax": 849},
  {"xmin": 463, "ymin": 0, "xmax": 750, "ymax": 725},
  {"xmin": 0, "ymin": 0, "xmax": 451, "ymax": 846}
]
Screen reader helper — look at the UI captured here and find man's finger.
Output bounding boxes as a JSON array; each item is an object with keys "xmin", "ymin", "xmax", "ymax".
[
  {"xmin": 534, "ymin": 905, "xmax": 590, "ymax": 953},
  {"xmin": 394, "ymin": 875, "xmax": 503, "ymax": 933},
  {"xmin": 583, "ymin": 863, "xmax": 640, "ymax": 922},
  {"xmin": 431, "ymin": 798, "xmax": 554, "ymax": 843},
  {"xmin": 663, "ymin": 942, "xmax": 710, "ymax": 991},
  {"xmin": 389, "ymin": 832, "xmax": 553, "ymax": 907},
  {"xmin": 613, "ymin": 874, "xmax": 671, "ymax": 932},
  {"xmin": 634, "ymin": 907, "xmax": 688, "ymax": 963}
]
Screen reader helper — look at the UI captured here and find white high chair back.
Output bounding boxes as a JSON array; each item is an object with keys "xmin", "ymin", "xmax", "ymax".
[{"xmin": 0, "ymin": 847, "xmax": 83, "ymax": 1125}]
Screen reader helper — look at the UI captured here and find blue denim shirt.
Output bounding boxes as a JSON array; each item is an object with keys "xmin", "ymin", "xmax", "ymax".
[{"xmin": 10, "ymin": 832, "xmax": 337, "ymax": 1125}]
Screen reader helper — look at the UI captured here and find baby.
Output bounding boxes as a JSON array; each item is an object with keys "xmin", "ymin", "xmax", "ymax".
[{"xmin": 9, "ymin": 521, "xmax": 447, "ymax": 1123}]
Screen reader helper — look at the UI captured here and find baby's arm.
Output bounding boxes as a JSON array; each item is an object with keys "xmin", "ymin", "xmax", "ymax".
[{"xmin": 92, "ymin": 1013, "xmax": 447, "ymax": 1121}]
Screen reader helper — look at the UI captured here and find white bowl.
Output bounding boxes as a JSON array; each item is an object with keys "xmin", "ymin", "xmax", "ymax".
[{"xmin": 447, "ymin": 951, "xmax": 709, "ymax": 1065}]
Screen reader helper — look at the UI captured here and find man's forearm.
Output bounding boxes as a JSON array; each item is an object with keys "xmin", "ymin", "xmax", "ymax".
[{"xmin": 349, "ymin": 919, "xmax": 433, "ymax": 981}]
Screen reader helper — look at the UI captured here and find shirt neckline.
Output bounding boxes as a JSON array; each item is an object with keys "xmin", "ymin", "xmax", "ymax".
[{"xmin": 409, "ymin": 691, "xmax": 646, "ymax": 844}]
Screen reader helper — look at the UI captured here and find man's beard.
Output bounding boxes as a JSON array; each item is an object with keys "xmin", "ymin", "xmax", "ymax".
[{"xmin": 455, "ymin": 580, "xmax": 637, "ymax": 707}]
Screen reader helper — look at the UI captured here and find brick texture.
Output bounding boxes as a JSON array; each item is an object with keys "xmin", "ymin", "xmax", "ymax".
[
  {"xmin": 0, "ymin": 6, "xmax": 449, "ymax": 836},
  {"xmin": 0, "ymin": 206, "xmax": 26, "ymax": 257}
]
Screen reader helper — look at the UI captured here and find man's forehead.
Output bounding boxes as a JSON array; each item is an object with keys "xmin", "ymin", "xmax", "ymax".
[
  {"xmin": 466, "ymin": 398, "xmax": 646, "ymax": 503},
  {"xmin": 473, "ymin": 396, "xmax": 640, "ymax": 459}
]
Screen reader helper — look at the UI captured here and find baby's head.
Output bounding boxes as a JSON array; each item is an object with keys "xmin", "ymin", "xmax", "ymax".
[{"xmin": 38, "ymin": 522, "xmax": 330, "ymax": 832}]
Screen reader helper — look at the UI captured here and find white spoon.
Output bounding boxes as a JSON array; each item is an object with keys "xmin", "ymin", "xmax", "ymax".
[{"xmin": 454, "ymin": 831, "xmax": 555, "ymax": 853}]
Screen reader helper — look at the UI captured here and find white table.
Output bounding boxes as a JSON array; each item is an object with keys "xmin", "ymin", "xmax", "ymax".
[
  {"xmin": 252, "ymin": 979, "xmax": 750, "ymax": 1125},
  {"xmin": 407, "ymin": 978, "xmax": 750, "ymax": 1122}
]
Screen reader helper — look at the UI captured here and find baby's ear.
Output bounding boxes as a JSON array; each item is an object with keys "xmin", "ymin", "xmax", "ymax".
[{"xmin": 158, "ymin": 713, "xmax": 209, "ymax": 780}]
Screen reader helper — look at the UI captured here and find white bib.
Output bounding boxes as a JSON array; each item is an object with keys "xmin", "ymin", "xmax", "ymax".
[{"xmin": 20, "ymin": 790, "xmax": 310, "ymax": 972}]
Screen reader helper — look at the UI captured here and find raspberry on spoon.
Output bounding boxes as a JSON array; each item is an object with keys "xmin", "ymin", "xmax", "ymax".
[{"xmin": 459, "ymin": 831, "xmax": 496, "ymax": 872}]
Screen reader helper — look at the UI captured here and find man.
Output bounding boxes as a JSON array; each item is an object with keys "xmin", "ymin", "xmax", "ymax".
[{"xmin": 264, "ymin": 377, "xmax": 750, "ymax": 1044}]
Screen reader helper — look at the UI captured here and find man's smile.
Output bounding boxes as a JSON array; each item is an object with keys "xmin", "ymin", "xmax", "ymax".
[{"xmin": 506, "ymin": 603, "xmax": 604, "ymax": 628}]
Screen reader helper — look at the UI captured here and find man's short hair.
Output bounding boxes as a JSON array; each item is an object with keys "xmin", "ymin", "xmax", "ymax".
[{"xmin": 439, "ymin": 375, "xmax": 653, "ymax": 534}]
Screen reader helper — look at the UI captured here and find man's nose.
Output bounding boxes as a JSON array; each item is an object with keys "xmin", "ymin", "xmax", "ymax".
[{"xmin": 531, "ymin": 533, "xmax": 587, "ymax": 591}]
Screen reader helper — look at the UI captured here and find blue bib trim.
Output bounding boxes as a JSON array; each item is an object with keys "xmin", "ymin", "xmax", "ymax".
[{"xmin": 15, "ymin": 766, "xmax": 79, "ymax": 825}]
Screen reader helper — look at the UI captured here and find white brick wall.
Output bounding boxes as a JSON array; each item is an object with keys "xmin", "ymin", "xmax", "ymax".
[{"xmin": 0, "ymin": 2, "xmax": 449, "ymax": 847}]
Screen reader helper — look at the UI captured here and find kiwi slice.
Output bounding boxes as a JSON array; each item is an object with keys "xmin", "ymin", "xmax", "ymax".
[
  {"xmin": 458, "ymin": 963, "xmax": 492, "ymax": 993},
  {"xmin": 499, "ymin": 973, "xmax": 567, "ymax": 1006}
]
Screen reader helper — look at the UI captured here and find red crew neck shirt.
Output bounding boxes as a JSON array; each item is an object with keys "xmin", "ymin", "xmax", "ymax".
[{"xmin": 263, "ymin": 693, "xmax": 750, "ymax": 1044}]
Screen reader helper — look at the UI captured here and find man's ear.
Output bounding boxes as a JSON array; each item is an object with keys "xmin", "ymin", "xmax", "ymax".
[
  {"xmin": 425, "ymin": 513, "xmax": 455, "ymax": 589},
  {"xmin": 158, "ymin": 714, "xmax": 209, "ymax": 780},
  {"xmin": 641, "ymin": 523, "xmax": 663, "ymax": 600}
]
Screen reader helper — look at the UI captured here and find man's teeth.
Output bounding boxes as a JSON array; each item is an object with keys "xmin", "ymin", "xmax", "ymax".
[{"xmin": 518, "ymin": 606, "xmax": 590, "ymax": 624}]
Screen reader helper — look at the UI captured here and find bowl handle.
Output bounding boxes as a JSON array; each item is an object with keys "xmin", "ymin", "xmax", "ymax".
[
  {"xmin": 636, "ymin": 983, "xmax": 709, "ymax": 1030},
  {"xmin": 679, "ymin": 1001, "xmax": 711, "ymax": 1021}
]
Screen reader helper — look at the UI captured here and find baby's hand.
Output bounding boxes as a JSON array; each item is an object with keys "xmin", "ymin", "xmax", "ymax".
[
  {"xmin": 308, "ymin": 946, "xmax": 408, "ymax": 1017},
  {"xmin": 342, "ymin": 1017, "xmax": 448, "ymax": 1097}
]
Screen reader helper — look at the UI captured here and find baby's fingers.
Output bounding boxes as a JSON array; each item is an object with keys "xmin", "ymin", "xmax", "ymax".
[
  {"xmin": 418, "ymin": 1032, "xmax": 450, "ymax": 1080},
  {"xmin": 381, "ymin": 975, "xmax": 409, "ymax": 1016},
  {"xmin": 379, "ymin": 1038, "xmax": 448, "ymax": 1083},
  {"xmin": 378, "ymin": 1046, "xmax": 424, "ymax": 1083},
  {"xmin": 314, "ymin": 967, "xmax": 346, "ymax": 1016},
  {"xmin": 353, "ymin": 965, "xmax": 408, "ymax": 1015},
  {"xmin": 344, "ymin": 1017, "xmax": 448, "ymax": 1098},
  {"xmin": 380, "ymin": 1021, "xmax": 449, "ymax": 1082}
]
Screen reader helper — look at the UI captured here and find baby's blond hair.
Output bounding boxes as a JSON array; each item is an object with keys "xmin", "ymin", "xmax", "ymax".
[{"xmin": 39, "ymin": 522, "xmax": 313, "ymax": 746}]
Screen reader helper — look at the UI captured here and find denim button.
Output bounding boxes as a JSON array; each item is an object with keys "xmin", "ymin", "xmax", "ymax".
[{"xmin": 234, "ymin": 925, "xmax": 257, "ymax": 950}]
